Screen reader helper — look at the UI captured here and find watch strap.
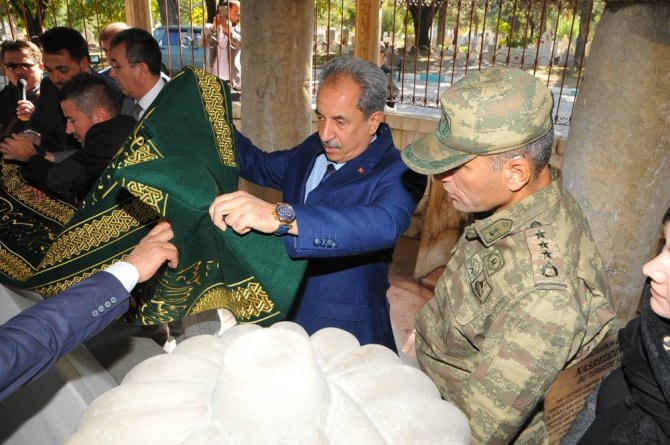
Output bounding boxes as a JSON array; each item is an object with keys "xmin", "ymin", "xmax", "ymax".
[{"xmin": 273, "ymin": 224, "xmax": 291, "ymax": 236}]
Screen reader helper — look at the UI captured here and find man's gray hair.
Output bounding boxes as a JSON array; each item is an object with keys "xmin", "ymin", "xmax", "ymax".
[
  {"xmin": 318, "ymin": 56, "xmax": 387, "ymax": 119},
  {"xmin": 488, "ymin": 126, "xmax": 554, "ymax": 175}
]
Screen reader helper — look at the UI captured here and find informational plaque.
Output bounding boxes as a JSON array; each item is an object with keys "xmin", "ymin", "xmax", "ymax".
[{"xmin": 544, "ymin": 333, "xmax": 622, "ymax": 444}]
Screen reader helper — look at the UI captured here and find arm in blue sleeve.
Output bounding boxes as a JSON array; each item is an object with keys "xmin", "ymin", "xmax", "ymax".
[
  {"xmin": 234, "ymin": 127, "xmax": 298, "ymax": 190},
  {"xmin": 0, "ymin": 272, "xmax": 131, "ymax": 401},
  {"xmin": 286, "ymin": 163, "xmax": 426, "ymax": 258}
]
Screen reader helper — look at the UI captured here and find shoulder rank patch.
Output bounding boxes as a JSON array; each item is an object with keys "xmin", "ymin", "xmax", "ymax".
[{"xmin": 524, "ymin": 225, "xmax": 567, "ymax": 290}]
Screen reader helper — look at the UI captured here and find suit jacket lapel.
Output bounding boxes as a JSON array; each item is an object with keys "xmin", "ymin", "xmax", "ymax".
[
  {"xmin": 306, "ymin": 124, "xmax": 393, "ymax": 203},
  {"xmin": 291, "ymin": 140, "xmax": 323, "ymax": 204}
]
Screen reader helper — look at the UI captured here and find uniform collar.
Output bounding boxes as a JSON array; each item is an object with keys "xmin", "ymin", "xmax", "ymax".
[{"xmin": 466, "ymin": 167, "xmax": 563, "ymax": 247}]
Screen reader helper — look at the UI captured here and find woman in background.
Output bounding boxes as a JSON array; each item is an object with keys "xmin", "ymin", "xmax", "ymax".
[{"xmin": 578, "ymin": 205, "xmax": 670, "ymax": 444}]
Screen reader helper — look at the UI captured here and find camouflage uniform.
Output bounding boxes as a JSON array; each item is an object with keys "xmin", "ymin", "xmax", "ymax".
[{"xmin": 415, "ymin": 167, "xmax": 615, "ymax": 444}]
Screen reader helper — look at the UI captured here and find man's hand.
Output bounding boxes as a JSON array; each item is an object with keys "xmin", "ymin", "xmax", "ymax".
[
  {"xmin": 0, "ymin": 134, "xmax": 38, "ymax": 162},
  {"xmin": 125, "ymin": 222, "xmax": 179, "ymax": 283},
  {"xmin": 16, "ymin": 100, "xmax": 35, "ymax": 122},
  {"xmin": 209, "ymin": 191, "xmax": 282, "ymax": 235}
]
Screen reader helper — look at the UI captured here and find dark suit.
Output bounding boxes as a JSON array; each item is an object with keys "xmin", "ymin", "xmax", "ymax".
[
  {"xmin": 235, "ymin": 123, "xmax": 426, "ymax": 351},
  {"xmin": 28, "ymin": 72, "xmax": 123, "ymax": 153},
  {"xmin": 0, "ymin": 272, "xmax": 129, "ymax": 402},
  {"xmin": 23, "ymin": 114, "xmax": 136, "ymax": 204}
]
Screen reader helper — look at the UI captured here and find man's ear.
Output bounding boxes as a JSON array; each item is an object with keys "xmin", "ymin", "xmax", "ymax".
[
  {"xmin": 79, "ymin": 57, "xmax": 91, "ymax": 72},
  {"xmin": 137, "ymin": 62, "xmax": 150, "ymax": 78},
  {"xmin": 91, "ymin": 106, "xmax": 110, "ymax": 124},
  {"xmin": 367, "ymin": 111, "xmax": 383, "ymax": 135},
  {"xmin": 504, "ymin": 156, "xmax": 532, "ymax": 192}
]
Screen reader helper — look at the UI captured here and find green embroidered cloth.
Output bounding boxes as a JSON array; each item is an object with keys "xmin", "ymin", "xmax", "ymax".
[{"xmin": 0, "ymin": 66, "xmax": 306, "ymax": 326}]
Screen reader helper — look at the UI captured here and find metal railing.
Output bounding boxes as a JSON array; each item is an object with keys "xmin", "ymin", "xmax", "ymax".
[
  {"xmin": 314, "ymin": 0, "xmax": 605, "ymax": 125},
  {"xmin": 0, "ymin": 0, "xmax": 604, "ymax": 125}
]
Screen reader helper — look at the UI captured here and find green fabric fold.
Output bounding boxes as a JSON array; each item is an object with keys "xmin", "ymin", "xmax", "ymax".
[{"xmin": 0, "ymin": 66, "xmax": 305, "ymax": 327}]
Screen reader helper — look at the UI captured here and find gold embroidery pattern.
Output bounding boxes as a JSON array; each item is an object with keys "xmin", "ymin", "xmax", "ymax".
[
  {"xmin": 192, "ymin": 279, "xmax": 275, "ymax": 320},
  {"xmin": 134, "ymin": 298, "xmax": 188, "ymax": 324},
  {"xmin": 124, "ymin": 181, "xmax": 167, "ymax": 215},
  {"xmin": 195, "ymin": 68, "xmax": 236, "ymax": 167},
  {"xmin": 32, "ymin": 267, "xmax": 101, "ymax": 296},
  {"xmin": 39, "ymin": 200, "xmax": 157, "ymax": 268},
  {"xmin": 80, "ymin": 134, "xmax": 156, "ymax": 208},
  {"xmin": 118, "ymin": 136, "xmax": 161, "ymax": 168},
  {"xmin": 129, "ymin": 260, "xmax": 219, "ymax": 324},
  {"xmin": 1, "ymin": 162, "xmax": 74, "ymax": 224},
  {"xmin": 0, "ymin": 244, "xmax": 33, "ymax": 280},
  {"xmin": 171, "ymin": 259, "xmax": 218, "ymax": 287}
]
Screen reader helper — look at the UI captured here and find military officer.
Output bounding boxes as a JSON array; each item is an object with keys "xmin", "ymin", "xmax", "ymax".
[{"xmin": 401, "ymin": 67, "xmax": 615, "ymax": 444}]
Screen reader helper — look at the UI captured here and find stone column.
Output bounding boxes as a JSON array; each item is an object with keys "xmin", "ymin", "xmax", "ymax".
[
  {"xmin": 239, "ymin": 0, "xmax": 314, "ymax": 202},
  {"xmin": 124, "ymin": 0, "xmax": 152, "ymax": 31},
  {"xmin": 562, "ymin": 1, "xmax": 670, "ymax": 322},
  {"xmin": 354, "ymin": 0, "xmax": 382, "ymax": 64}
]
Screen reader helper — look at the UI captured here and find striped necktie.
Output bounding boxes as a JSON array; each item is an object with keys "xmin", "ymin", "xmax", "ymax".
[{"xmin": 132, "ymin": 102, "xmax": 143, "ymax": 120}]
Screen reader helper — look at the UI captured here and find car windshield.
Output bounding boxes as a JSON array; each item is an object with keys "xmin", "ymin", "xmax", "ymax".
[
  {"xmin": 155, "ymin": 29, "xmax": 201, "ymax": 46},
  {"xmin": 153, "ymin": 26, "xmax": 205, "ymax": 74}
]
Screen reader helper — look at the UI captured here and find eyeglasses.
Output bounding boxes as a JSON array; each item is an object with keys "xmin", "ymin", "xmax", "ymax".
[
  {"xmin": 110, "ymin": 61, "xmax": 139, "ymax": 71},
  {"xmin": 4, "ymin": 62, "xmax": 36, "ymax": 71}
]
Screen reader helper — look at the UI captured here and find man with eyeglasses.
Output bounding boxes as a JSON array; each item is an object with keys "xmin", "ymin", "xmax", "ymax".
[
  {"xmin": 0, "ymin": 27, "xmax": 123, "ymax": 164},
  {"xmin": 0, "ymin": 39, "xmax": 43, "ymax": 136},
  {"xmin": 109, "ymin": 28, "xmax": 169, "ymax": 121}
]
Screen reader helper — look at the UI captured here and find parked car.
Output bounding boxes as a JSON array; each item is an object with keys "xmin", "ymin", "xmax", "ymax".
[{"xmin": 152, "ymin": 25, "xmax": 205, "ymax": 75}]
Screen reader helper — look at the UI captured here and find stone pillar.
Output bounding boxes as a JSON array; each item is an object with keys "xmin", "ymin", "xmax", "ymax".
[
  {"xmin": 354, "ymin": 0, "xmax": 382, "ymax": 64},
  {"xmin": 124, "ymin": 0, "xmax": 152, "ymax": 31},
  {"xmin": 240, "ymin": 0, "xmax": 314, "ymax": 202},
  {"xmin": 562, "ymin": 1, "xmax": 670, "ymax": 322}
]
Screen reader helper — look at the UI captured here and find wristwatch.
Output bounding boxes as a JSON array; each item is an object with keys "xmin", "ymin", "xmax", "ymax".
[{"xmin": 272, "ymin": 203, "xmax": 296, "ymax": 236}]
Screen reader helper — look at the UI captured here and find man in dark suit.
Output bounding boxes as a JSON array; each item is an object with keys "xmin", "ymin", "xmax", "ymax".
[
  {"xmin": 109, "ymin": 28, "xmax": 169, "ymax": 120},
  {"xmin": 0, "ymin": 27, "xmax": 123, "ymax": 162},
  {"xmin": 22, "ymin": 73, "xmax": 136, "ymax": 204},
  {"xmin": 0, "ymin": 221, "xmax": 178, "ymax": 402},
  {"xmin": 209, "ymin": 56, "xmax": 427, "ymax": 351},
  {"xmin": 0, "ymin": 39, "xmax": 43, "ymax": 136}
]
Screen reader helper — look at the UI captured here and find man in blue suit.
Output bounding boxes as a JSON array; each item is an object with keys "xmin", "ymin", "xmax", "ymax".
[
  {"xmin": 209, "ymin": 56, "xmax": 427, "ymax": 351},
  {"xmin": 0, "ymin": 222, "xmax": 178, "ymax": 402}
]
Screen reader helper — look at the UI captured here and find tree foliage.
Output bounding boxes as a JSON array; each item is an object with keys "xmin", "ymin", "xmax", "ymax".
[
  {"xmin": 2, "ymin": 0, "xmax": 126, "ymax": 38},
  {"xmin": 314, "ymin": 0, "xmax": 356, "ymax": 38}
]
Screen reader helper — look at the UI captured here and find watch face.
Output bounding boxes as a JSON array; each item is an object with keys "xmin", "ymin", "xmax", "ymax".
[{"xmin": 276, "ymin": 204, "xmax": 296, "ymax": 223}]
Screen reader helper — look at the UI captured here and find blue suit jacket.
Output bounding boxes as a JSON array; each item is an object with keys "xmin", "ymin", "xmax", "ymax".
[
  {"xmin": 0, "ymin": 272, "xmax": 129, "ymax": 401},
  {"xmin": 235, "ymin": 123, "xmax": 427, "ymax": 351}
]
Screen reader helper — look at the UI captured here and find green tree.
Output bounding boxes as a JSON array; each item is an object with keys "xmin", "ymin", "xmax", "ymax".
[
  {"xmin": 150, "ymin": 0, "xmax": 206, "ymax": 27},
  {"xmin": 3, "ymin": 0, "xmax": 125, "ymax": 38}
]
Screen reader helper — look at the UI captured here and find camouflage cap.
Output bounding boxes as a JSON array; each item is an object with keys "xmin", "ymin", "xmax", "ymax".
[{"xmin": 402, "ymin": 67, "xmax": 554, "ymax": 175}]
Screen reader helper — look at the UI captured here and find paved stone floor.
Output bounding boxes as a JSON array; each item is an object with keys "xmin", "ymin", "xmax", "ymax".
[{"xmin": 388, "ymin": 235, "xmax": 441, "ymax": 358}]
